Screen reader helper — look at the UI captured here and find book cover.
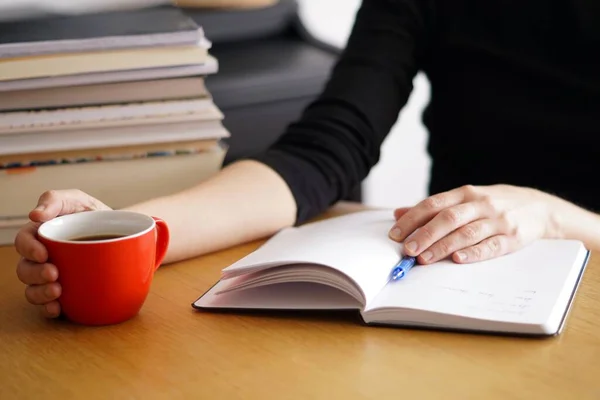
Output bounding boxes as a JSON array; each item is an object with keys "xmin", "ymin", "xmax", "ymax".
[
  {"xmin": 0, "ymin": 6, "xmax": 203, "ymax": 58},
  {"xmin": 0, "ymin": 56, "xmax": 218, "ymax": 92},
  {"xmin": 0, "ymin": 44, "xmax": 209, "ymax": 82}
]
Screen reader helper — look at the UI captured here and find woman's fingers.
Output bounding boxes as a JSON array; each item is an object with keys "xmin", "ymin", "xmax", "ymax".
[
  {"xmin": 24, "ymin": 283, "xmax": 62, "ymax": 306},
  {"xmin": 40, "ymin": 301, "xmax": 62, "ymax": 319},
  {"xmin": 29, "ymin": 189, "xmax": 111, "ymax": 223},
  {"xmin": 393, "ymin": 207, "xmax": 410, "ymax": 220},
  {"xmin": 398, "ymin": 200, "xmax": 494, "ymax": 258},
  {"xmin": 14, "ymin": 222, "xmax": 47, "ymax": 263},
  {"xmin": 416, "ymin": 218, "xmax": 498, "ymax": 264},
  {"xmin": 453, "ymin": 235, "xmax": 514, "ymax": 263},
  {"xmin": 388, "ymin": 186, "xmax": 477, "ymax": 243},
  {"xmin": 16, "ymin": 258, "xmax": 58, "ymax": 286}
]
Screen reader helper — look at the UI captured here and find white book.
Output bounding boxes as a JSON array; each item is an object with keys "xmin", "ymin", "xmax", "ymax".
[
  {"xmin": 194, "ymin": 210, "xmax": 591, "ymax": 336},
  {"xmin": 0, "ymin": 143, "xmax": 226, "ymax": 222},
  {"xmin": 0, "ymin": 98, "xmax": 218, "ymax": 133},
  {"xmin": 0, "ymin": 77, "xmax": 208, "ymax": 111},
  {"xmin": 0, "ymin": 44, "xmax": 208, "ymax": 82},
  {"xmin": 0, "ymin": 55, "xmax": 218, "ymax": 92},
  {"xmin": 0, "ymin": 118, "xmax": 229, "ymax": 156}
]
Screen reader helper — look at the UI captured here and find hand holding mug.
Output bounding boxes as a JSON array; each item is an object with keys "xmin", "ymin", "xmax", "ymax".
[
  {"xmin": 15, "ymin": 190, "xmax": 113, "ymax": 318},
  {"xmin": 15, "ymin": 190, "xmax": 170, "ymax": 325}
]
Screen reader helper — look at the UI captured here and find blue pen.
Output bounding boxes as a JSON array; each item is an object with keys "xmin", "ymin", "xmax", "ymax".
[{"xmin": 390, "ymin": 255, "xmax": 417, "ymax": 280}]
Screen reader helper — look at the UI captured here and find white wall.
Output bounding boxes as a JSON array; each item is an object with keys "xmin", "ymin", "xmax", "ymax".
[
  {"xmin": 298, "ymin": 0, "xmax": 431, "ymax": 208},
  {"xmin": 0, "ymin": 0, "xmax": 169, "ymax": 21}
]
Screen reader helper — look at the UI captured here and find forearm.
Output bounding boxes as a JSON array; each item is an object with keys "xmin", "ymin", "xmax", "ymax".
[{"xmin": 123, "ymin": 160, "xmax": 296, "ymax": 264}]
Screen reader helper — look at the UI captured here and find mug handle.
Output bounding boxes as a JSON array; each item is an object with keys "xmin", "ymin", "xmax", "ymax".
[{"xmin": 152, "ymin": 217, "xmax": 170, "ymax": 271}]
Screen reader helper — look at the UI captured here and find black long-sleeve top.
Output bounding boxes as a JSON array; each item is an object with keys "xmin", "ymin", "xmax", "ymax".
[{"xmin": 251, "ymin": 0, "xmax": 600, "ymax": 224}]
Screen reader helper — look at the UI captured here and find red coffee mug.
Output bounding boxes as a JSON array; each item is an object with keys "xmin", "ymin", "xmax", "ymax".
[{"xmin": 38, "ymin": 210, "xmax": 170, "ymax": 326}]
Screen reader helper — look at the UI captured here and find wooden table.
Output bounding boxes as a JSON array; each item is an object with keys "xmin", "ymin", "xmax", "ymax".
[{"xmin": 1, "ymin": 202, "xmax": 599, "ymax": 399}]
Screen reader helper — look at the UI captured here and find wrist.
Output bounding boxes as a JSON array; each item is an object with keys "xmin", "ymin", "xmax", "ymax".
[
  {"xmin": 545, "ymin": 194, "xmax": 600, "ymax": 248},
  {"xmin": 544, "ymin": 195, "xmax": 568, "ymax": 240}
]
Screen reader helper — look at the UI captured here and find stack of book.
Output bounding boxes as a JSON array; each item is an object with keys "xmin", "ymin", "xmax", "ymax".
[{"xmin": 0, "ymin": 5, "xmax": 229, "ymax": 245}]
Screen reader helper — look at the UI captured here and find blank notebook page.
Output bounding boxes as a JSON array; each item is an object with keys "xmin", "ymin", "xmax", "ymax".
[
  {"xmin": 222, "ymin": 210, "xmax": 402, "ymax": 303},
  {"xmin": 365, "ymin": 240, "xmax": 587, "ymax": 327}
]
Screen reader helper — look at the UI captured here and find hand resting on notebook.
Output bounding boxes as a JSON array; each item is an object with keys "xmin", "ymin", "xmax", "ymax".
[{"xmin": 386, "ymin": 184, "xmax": 587, "ymax": 266}]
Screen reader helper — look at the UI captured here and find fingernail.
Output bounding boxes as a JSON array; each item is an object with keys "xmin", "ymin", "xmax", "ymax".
[
  {"xmin": 389, "ymin": 227, "xmax": 402, "ymax": 240},
  {"xmin": 421, "ymin": 251, "xmax": 433, "ymax": 262},
  {"xmin": 34, "ymin": 205, "xmax": 46, "ymax": 212},
  {"xmin": 405, "ymin": 241, "xmax": 417, "ymax": 253},
  {"xmin": 456, "ymin": 252, "xmax": 466, "ymax": 261}
]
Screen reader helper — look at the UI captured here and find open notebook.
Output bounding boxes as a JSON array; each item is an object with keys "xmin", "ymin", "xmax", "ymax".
[{"xmin": 193, "ymin": 210, "xmax": 590, "ymax": 336}]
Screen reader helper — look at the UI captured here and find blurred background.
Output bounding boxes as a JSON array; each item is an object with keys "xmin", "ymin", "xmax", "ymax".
[{"xmin": 0, "ymin": 0, "xmax": 431, "ymax": 243}]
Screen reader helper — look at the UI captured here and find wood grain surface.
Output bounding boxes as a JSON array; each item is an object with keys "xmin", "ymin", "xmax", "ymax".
[{"xmin": 1, "ymin": 202, "xmax": 598, "ymax": 399}]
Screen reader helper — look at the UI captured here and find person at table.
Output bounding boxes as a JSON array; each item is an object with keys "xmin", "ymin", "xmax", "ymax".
[{"xmin": 14, "ymin": 0, "xmax": 600, "ymax": 318}]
